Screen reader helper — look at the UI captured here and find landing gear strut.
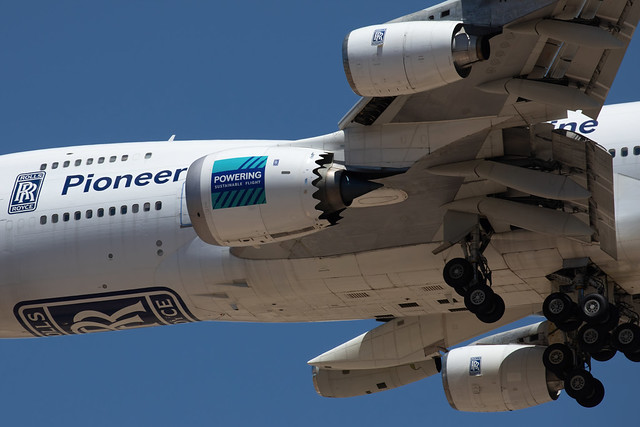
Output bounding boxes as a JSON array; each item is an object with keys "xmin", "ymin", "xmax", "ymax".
[{"xmin": 442, "ymin": 223, "xmax": 503, "ymax": 324}]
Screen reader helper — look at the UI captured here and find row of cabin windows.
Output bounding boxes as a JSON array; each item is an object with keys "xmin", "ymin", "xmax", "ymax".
[
  {"xmin": 39, "ymin": 201, "xmax": 162, "ymax": 225},
  {"xmin": 39, "ymin": 152, "xmax": 153, "ymax": 171},
  {"xmin": 609, "ymin": 147, "xmax": 640, "ymax": 158}
]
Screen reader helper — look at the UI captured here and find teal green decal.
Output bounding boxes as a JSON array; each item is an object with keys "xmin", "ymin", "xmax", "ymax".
[{"xmin": 211, "ymin": 156, "xmax": 267, "ymax": 209}]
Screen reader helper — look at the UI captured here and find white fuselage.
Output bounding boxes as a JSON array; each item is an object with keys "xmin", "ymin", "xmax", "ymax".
[{"xmin": 1, "ymin": 102, "xmax": 640, "ymax": 339}]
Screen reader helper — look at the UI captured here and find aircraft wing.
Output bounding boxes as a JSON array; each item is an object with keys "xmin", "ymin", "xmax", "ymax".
[
  {"xmin": 232, "ymin": 0, "xmax": 631, "ymax": 261},
  {"xmin": 339, "ymin": 0, "xmax": 638, "ymax": 129}
]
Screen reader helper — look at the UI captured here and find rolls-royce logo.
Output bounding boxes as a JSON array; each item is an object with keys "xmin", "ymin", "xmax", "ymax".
[
  {"xmin": 469, "ymin": 356, "xmax": 482, "ymax": 376},
  {"xmin": 8, "ymin": 171, "xmax": 45, "ymax": 214},
  {"xmin": 372, "ymin": 28, "xmax": 386, "ymax": 46},
  {"xmin": 14, "ymin": 287, "xmax": 198, "ymax": 337}
]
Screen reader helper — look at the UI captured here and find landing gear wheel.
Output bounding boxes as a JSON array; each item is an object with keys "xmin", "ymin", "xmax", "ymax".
[
  {"xmin": 611, "ymin": 323, "xmax": 640, "ymax": 353},
  {"xmin": 576, "ymin": 378, "xmax": 605, "ymax": 408},
  {"xmin": 464, "ymin": 284, "xmax": 494, "ymax": 314},
  {"xmin": 564, "ymin": 369, "xmax": 595, "ymax": 400},
  {"xmin": 543, "ymin": 293, "xmax": 575, "ymax": 324},
  {"xmin": 591, "ymin": 347, "xmax": 616, "ymax": 362},
  {"xmin": 580, "ymin": 293, "xmax": 609, "ymax": 324},
  {"xmin": 443, "ymin": 258, "xmax": 473, "ymax": 288},
  {"xmin": 624, "ymin": 350, "xmax": 640, "ymax": 362},
  {"xmin": 543, "ymin": 343, "xmax": 573, "ymax": 376},
  {"xmin": 475, "ymin": 294, "xmax": 505, "ymax": 324},
  {"xmin": 577, "ymin": 324, "xmax": 609, "ymax": 353}
]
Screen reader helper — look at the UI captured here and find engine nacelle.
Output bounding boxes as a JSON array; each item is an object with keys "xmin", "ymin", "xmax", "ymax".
[
  {"xmin": 343, "ymin": 21, "xmax": 489, "ymax": 97},
  {"xmin": 441, "ymin": 345, "xmax": 562, "ymax": 412},
  {"xmin": 185, "ymin": 147, "xmax": 382, "ymax": 247}
]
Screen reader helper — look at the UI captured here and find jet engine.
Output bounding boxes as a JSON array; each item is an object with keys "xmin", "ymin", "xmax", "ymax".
[
  {"xmin": 185, "ymin": 147, "xmax": 383, "ymax": 247},
  {"xmin": 343, "ymin": 21, "xmax": 490, "ymax": 97},
  {"xmin": 441, "ymin": 345, "xmax": 562, "ymax": 412}
]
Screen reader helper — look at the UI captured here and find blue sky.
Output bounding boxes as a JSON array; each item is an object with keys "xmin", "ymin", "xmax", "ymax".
[{"xmin": 1, "ymin": 1, "xmax": 640, "ymax": 426}]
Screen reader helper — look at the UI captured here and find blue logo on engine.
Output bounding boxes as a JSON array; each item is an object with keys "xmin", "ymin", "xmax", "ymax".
[
  {"xmin": 372, "ymin": 28, "xmax": 386, "ymax": 46},
  {"xmin": 469, "ymin": 356, "xmax": 482, "ymax": 376},
  {"xmin": 211, "ymin": 156, "xmax": 267, "ymax": 210},
  {"xmin": 8, "ymin": 171, "xmax": 45, "ymax": 214}
]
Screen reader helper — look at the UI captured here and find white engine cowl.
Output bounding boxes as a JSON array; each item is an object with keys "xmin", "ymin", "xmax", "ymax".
[
  {"xmin": 442, "ymin": 345, "xmax": 562, "ymax": 412},
  {"xmin": 185, "ymin": 147, "xmax": 383, "ymax": 247},
  {"xmin": 343, "ymin": 21, "xmax": 489, "ymax": 97}
]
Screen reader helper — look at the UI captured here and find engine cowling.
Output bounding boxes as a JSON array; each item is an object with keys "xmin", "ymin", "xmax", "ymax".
[
  {"xmin": 343, "ymin": 21, "xmax": 490, "ymax": 97},
  {"xmin": 185, "ymin": 147, "xmax": 382, "ymax": 247},
  {"xmin": 441, "ymin": 345, "xmax": 562, "ymax": 412}
]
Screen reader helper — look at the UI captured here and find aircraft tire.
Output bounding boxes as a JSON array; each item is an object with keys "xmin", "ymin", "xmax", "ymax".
[
  {"xmin": 564, "ymin": 369, "xmax": 595, "ymax": 400},
  {"xmin": 543, "ymin": 292, "xmax": 575, "ymax": 323},
  {"xmin": 542, "ymin": 343, "xmax": 574, "ymax": 377},
  {"xmin": 577, "ymin": 324, "xmax": 609, "ymax": 353},
  {"xmin": 576, "ymin": 378, "xmax": 605, "ymax": 408},
  {"xmin": 475, "ymin": 293, "xmax": 504, "ymax": 324},
  {"xmin": 580, "ymin": 293, "xmax": 609, "ymax": 324},
  {"xmin": 464, "ymin": 284, "xmax": 494, "ymax": 314},
  {"xmin": 443, "ymin": 258, "xmax": 473, "ymax": 288},
  {"xmin": 611, "ymin": 323, "xmax": 640, "ymax": 353}
]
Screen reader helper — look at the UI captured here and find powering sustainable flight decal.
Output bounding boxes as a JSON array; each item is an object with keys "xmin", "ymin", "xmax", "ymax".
[
  {"xmin": 210, "ymin": 156, "xmax": 267, "ymax": 210},
  {"xmin": 14, "ymin": 287, "xmax": 198, "ymax": 337},
  {"xmin": 8, "ymin": 171, "xmax": 45, "ymax": 214}
]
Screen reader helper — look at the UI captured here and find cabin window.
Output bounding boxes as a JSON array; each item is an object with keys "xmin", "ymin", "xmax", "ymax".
[
  {"xmin": 132, "ymin": 204, "xmax": 139, "ymax": 213},
  {"xmin": 98, "ymin": 157, "xmax": 105, "ymax": 164},
  {"xmin": 40, "ymin": 215, "xmax": 47, "ymax": 225},
  {"xmin": 143, "ymin": 202, "xmax": 151, "ymax": 212},
  {"xmin": 52, "ymin": 162, "xmax": 59, "ymax": 169},
  {"xmin": 121, "ymin": 205, "xmax": 128, "ymax": 215},
  {"xmin": 63, "ymin": 212, "xmax": 70, "ymax": 222},
  {"xmin": 121, "ymin": 154, "xmax": 129, "ymax": 161},
  {"xmin": 40, "ymin": 164, "xmax": 47, "ymax": 171},
  {"xmin": 75, "ymin": 159, "xmax": 82, "ymax": 166},
  {"xmin": 109, "ymin": 207, "xmax": 116, "ymax": 216},
  {"xmin": 634, "ymin": 146, "xmax": 640, "ymax": 156},
  {"xmin": 609, "ymin": 149, "xmax": 616, "ymax": 157},
  {"xmin": 87, "ymin": 158, "xmax": 94, "ymax": 165},
  {"xmin": 52, "ymin": 214, "xmax": 59, "ymax": 223},
  {"xmin": 86, "ymin": 209, "xmax": 93, "ymax": 219},
  {"xmin": 74, "ymin": 211, "xmax": 81, "ymax": 220},
  {"xmin": 63, "ymin": 160, "xmax": 70, "ymax": 168},
  {"xmin": 622, "ymin": 147, "xmax": 629, "ymax": 157},
  {"xmin": 145, "ymin": 152, "xmax": 152, "ymax": 159},
  {"xmin": 155, "ymin": 201, "xmax": 162, "ymax": 211},
  {"xmin": 109, "ymin": 156, "xmax": 117, "ymax": 163}
]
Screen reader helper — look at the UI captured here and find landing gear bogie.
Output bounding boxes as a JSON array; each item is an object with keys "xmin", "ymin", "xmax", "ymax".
[{"xmin": 442, "ymin": 221, "xmax": 504, "ymax": 324}]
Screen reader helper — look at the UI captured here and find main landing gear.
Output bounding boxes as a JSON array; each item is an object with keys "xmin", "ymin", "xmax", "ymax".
[
  {"xmin": 542, "ymin": 260, "xmax": 640, "ymax": 407},
  {"xmin": 442, "ymin": 223, "xmax": 504, "ymax": 324}
]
